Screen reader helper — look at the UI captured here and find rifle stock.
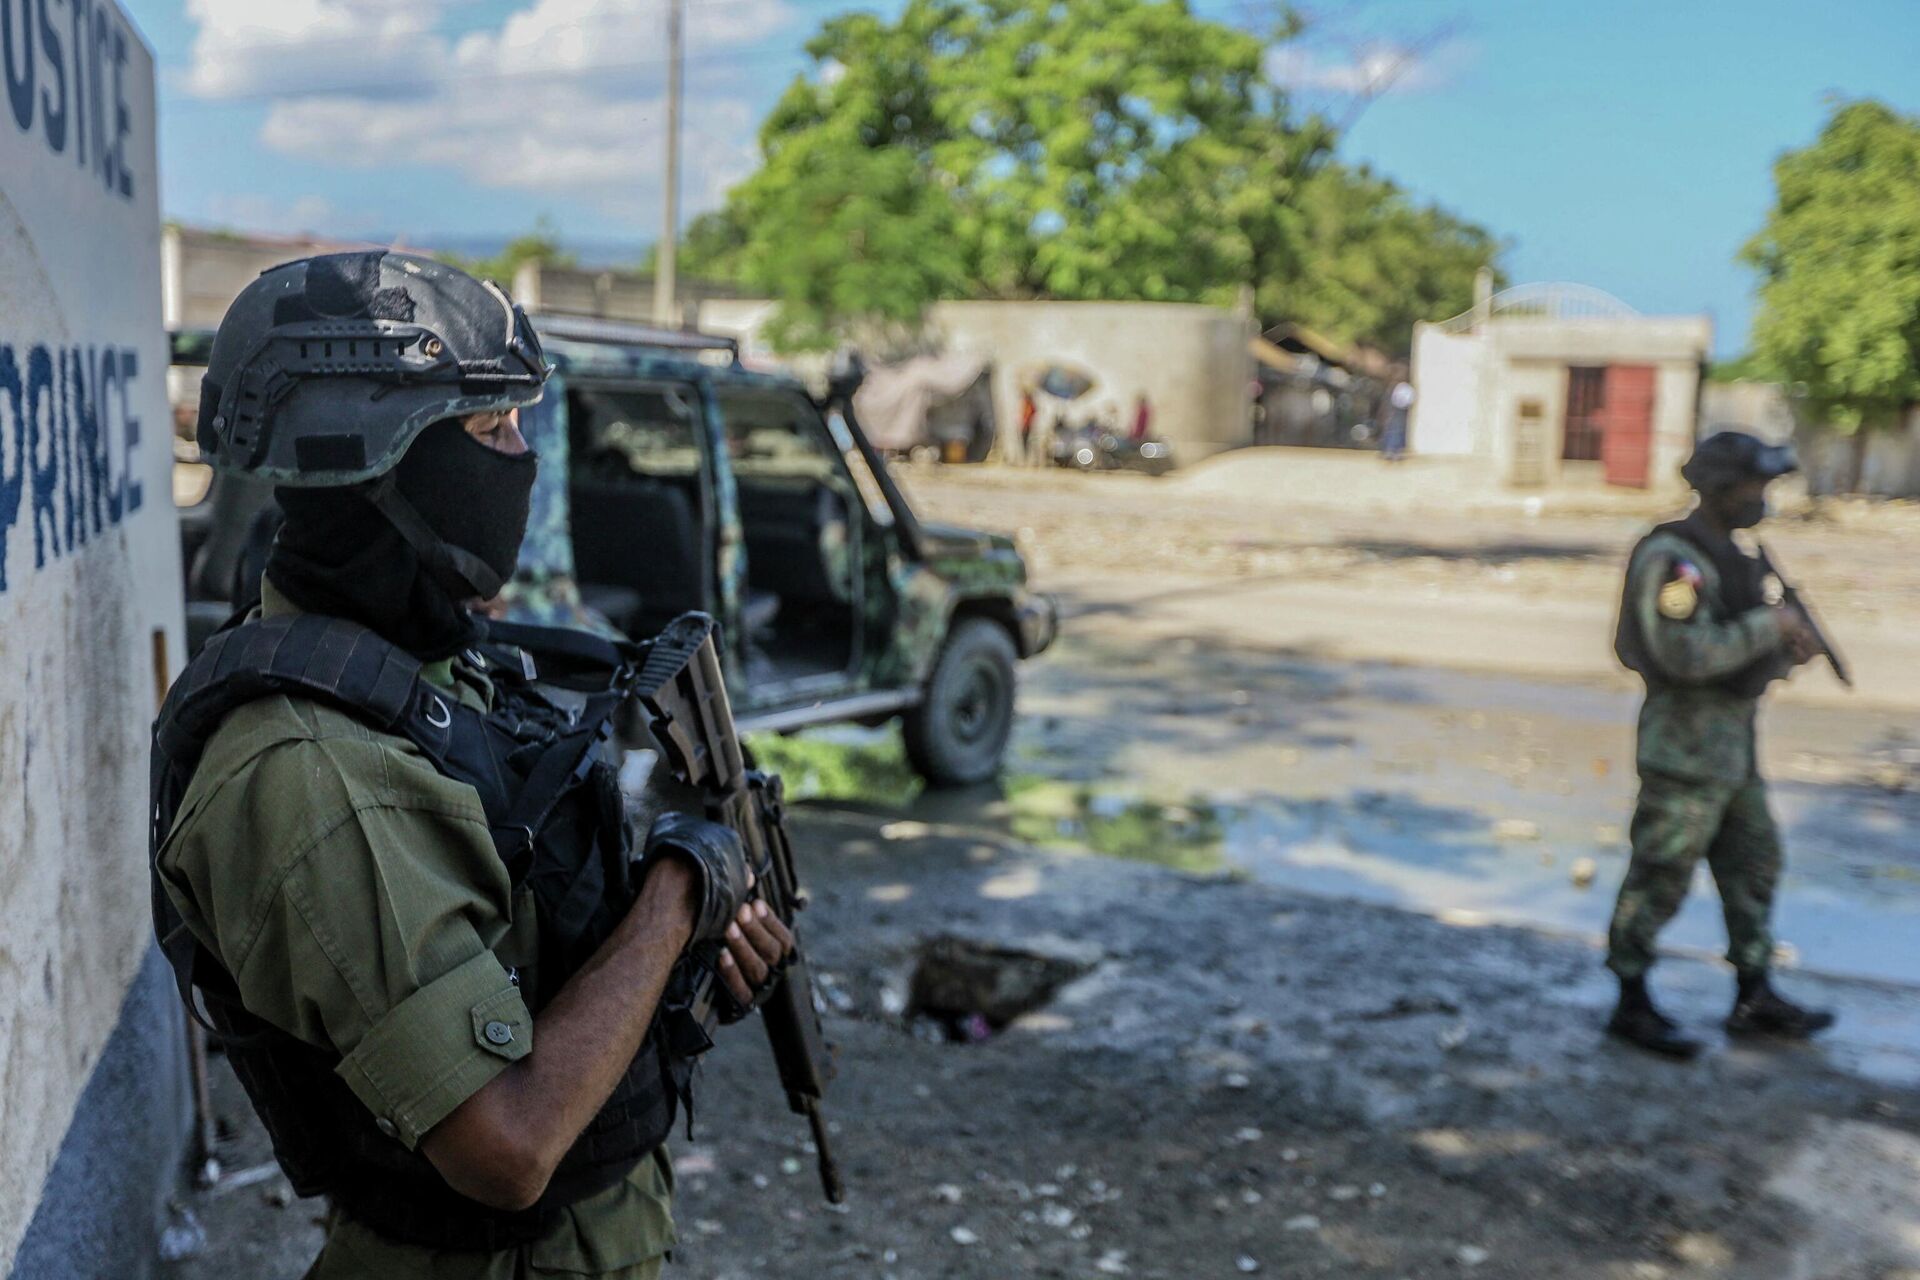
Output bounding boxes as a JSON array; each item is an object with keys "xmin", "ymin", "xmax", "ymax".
[{"xmin": 628, "ymin": 613, "xmax": 845, "ymax": 1203}]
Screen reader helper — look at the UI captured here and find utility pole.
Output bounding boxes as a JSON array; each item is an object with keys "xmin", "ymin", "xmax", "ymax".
[{"xmin": 653, "ymin": 0, "xmax": 683, "ymax": 328}]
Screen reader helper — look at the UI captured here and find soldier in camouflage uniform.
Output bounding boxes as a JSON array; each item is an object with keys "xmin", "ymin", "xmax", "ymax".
[{"xmin": 1605, "ymin": 430, "xmax": 1835, "ymax": 1058}]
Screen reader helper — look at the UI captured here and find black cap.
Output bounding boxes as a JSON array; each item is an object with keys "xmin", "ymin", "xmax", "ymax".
[{"xmin": 1680, "ymin": 429, "xmax": 1798, "ymax": 493}]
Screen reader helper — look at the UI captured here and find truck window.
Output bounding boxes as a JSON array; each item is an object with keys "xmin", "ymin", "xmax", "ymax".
[
  {"xmin": 715, "ymin": 389, "xmax": 843, "ymax": 483},
  {"xmin": 566, "ymin": 381, "xmax": 710, "ymax": 633},
  {"xmin": 569, "ymin": 384, "xmax": 702, "ymax": 479}
]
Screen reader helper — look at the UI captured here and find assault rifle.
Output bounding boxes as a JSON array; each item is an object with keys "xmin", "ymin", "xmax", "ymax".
[
  {"xmin": 626, "ymin": 613, "xmax": 844, "ymax": 1203},
  {"xmin": 1757, "ymin": 544, "xmax": 1851, "ymax": 688}
]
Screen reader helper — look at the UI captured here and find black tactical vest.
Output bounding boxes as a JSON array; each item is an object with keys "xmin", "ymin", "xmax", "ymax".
[
  {"xmin": 1613, "ymin": 514, "xmax": 1780, "ymax": 699},
  {"xmin": 150, "ymin": 612, "xmax": 694, "ymax": 1250}
]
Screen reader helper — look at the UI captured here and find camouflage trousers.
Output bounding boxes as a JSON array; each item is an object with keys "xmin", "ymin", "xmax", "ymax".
[{"xmin": 1606, "ymin": 771, "xmax": 1783, "ymax": 979}]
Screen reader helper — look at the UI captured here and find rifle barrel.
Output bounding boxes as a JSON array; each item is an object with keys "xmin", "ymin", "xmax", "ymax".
[{"xmin": 805, "ymin": 1100, "xmax": 845, "ymax": 1204}]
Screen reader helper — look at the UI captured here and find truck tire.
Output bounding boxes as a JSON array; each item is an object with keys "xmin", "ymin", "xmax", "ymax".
[{"xmin": 903, "ymin": 618, "xmax": 1019, "ymax": 787}]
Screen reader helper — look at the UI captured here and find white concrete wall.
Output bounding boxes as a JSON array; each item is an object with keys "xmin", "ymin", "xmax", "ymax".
[
  {"xmin": 0, "ymin": 6, "xmax": 185, "ymax": 1269},
  {"xmin": 1408, "ymin": 323, "xmax": 1484, "ymax": 456},
  {"xmin": 1411, "ymin": 309, "xmax": 1710, "ymax": 491},
  {"xmin": 1700, "ymin": 379, "xmax": 1798, "ymax": 445},
  {"xmin": 1798, "ymin": 409, "xmax": 1920, "ymax": 498},
  {"xmin": 699, "ymin": 297, "xmax": 1254, "ymax": 461},
  {"xmin": 1489, "ymin": 315, "xmax": 1712, "ymax": 364},
  {"xmin": 163, "ymin": 226, "xmax": 383, "ymax": 330},
  {"xmin": 927, "ymin": 300, "xmax": 1253, "ymax": 459},
  {"xmin": 1647, "ymin": 361, "xmax": 1703, "ymax": 493},
  {"xmin": 1491, "ymin": 359, "xmax": 1570, "ymax": 486}
]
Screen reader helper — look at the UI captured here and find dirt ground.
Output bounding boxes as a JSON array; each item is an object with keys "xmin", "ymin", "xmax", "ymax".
[{"xmin": 168, "ymin": 452, "xmax": 1920, "ymax": 1280}]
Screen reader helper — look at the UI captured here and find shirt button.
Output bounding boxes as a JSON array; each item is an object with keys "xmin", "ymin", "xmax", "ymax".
[
  {"xmin": 484, "ymin": 1020, "xmax": 515, "ymax": 1046},
  {"xmin": 376, "ymin": 1118, "xmax": 398, "ymax": 1139}
]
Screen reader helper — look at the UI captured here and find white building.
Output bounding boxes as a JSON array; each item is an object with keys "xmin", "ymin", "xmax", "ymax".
[{"xmin": 1410, "ymin": 282, "xmax": 1712, "ymax": 491}]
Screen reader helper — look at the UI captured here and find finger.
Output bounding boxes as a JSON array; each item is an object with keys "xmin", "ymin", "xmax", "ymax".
[
  {"xmin": 754, "ymin": 904, "xmax": 796, "ymax": 960},
  {"xmin": 737, "ymin": 909, "xmax": 787, "ymax": 970},
  {"xmin": 717, "ymin": 949, "xmax": 754, "ymax": 1005},
  {"xmin": 725, "ymin": 922, "xmax": 770, "ymax": 988}
]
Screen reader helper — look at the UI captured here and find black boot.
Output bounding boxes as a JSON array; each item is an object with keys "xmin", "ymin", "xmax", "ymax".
[
  {"xmin": 1726, "ymin": 971, "xmax": 1835, "ymax": 1039},
  {"xmin": 1607, "ymin": 975, "xmax": 1703, "ymax": 1060}
]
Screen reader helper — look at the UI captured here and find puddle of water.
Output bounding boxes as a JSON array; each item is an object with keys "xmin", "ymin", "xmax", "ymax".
[
  {"xmin": 752, "ymin": 696, "xmax": 1920, "ymax": 988},
  {"xmin": 747, "ymin": 729, "xmax": 1227, "ymax": 873}
]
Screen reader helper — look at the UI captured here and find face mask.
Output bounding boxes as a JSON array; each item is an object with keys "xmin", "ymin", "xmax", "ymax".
[
  {"xmin": 395, "ymin": 420, "xmax": 539, "ymax": 596},
  {"xmin": 1725, "ymin": 494, "xmax": 1768, "ymax": 529}
]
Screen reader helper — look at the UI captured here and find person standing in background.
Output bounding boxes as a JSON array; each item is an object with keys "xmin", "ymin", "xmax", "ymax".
[
  {"xmin": 1130, "ymin": 392, "xmax": 1153, "ymax": 443},
  {"xmin": 1018, "ymin": 386, "xmax": 1038, "ymax": 465},
  {"xmin": 1381, "ymin": 375, "xmax": 1414, "ymax": 461}
]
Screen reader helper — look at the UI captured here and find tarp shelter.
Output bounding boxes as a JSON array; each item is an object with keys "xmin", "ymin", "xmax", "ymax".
[{"xmin": 854, "ymin": 354, "xmax": 997, "ymax": 461}]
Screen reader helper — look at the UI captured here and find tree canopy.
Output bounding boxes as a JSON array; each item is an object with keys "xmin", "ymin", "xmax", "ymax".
[
  {"xmin": 684, "ymin": 0, "xmax": 1500, "ymax": 355},
  {"xmin": 1742, "ymin": 99, "xmax": 1920, "ymax": 431},
  {"xmin": 444, "ymin": 215, "xmax": 577, "ymax": 285}
]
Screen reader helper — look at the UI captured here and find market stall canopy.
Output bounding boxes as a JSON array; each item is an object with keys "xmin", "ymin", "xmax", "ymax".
[
  {"xmin": 854, "ymin": 353, "xmax": 993, "ymax": 452},
  {"xmin": 1249, "ymin": 336, "xmax": 1303, "ymax": 375}
]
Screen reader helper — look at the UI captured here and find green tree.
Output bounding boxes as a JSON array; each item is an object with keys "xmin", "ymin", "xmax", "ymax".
[
  {"xmin": 444, "ymin": 215, "xmax": 577, "ymax": 284},
  {"xmin": 717, "ymin": 0, "xmax": 1292, "ymax": 348},
  {"xmin": 1742, "ymin": 99, "xmax": 1920, "ymax": 433},
  {"xmin": 705, "ymin": 0, "xmax": 1501, "ymax": 353},
  {"xmin": 1283, "ymin": 163, "xmax": 1505, "ymax": 357},
  {"xmin": 671, "ymin": 208, "xmax": 753, "ymax": 281}
]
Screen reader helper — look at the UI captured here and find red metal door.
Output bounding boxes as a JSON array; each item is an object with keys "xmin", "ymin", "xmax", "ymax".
[{"xmin": 1600, "ymin": 365, "xmax": 1656, "ymax": 488}]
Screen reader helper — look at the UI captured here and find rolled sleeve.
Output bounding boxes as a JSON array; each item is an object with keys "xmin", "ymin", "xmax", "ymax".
[{"xmin": 336, "ymin": 950, "xmax": 532, "ymax": 1149}]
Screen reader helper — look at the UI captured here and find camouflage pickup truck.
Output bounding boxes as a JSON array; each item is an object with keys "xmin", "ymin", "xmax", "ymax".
[{"xmin": 174, "ymin": 316, "xmax": 1056, "ymax": 786}]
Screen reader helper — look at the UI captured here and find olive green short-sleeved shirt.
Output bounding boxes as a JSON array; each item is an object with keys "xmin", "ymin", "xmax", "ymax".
[{"xmin": 156, "ymin": 586, "xmax": 674, "ymax": 1279}]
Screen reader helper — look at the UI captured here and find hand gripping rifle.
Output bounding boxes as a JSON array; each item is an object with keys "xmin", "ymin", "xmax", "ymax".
[
  {"xmin": 627, "ymin": 613, "xmax": 845, "ymax": 1203},
  {"xmin": 1757, "ymin": 544, "xmax": 1852, "ymax": 688}
]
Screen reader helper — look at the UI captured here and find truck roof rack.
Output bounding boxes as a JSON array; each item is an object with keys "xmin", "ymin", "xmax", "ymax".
[{"xmin": 530, "ymin": 313, "xmax": 740, "ymax": 360}]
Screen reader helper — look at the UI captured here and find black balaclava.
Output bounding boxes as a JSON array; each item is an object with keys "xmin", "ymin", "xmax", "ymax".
[
  {"xmin": 1723, "ymin": 492, "xmax": 1769, "ymax": 530},
  {"xmin": 266, "ymin": 420, "xmax": 538, "ymax": 659}
]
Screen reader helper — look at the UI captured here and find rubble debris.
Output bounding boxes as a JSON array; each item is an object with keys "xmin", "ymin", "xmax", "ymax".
[{"xmin": 907, "ymin": 934, "xmax": 1098, "ymax": 1037}]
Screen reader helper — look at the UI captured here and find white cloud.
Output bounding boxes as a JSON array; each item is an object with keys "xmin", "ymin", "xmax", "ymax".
[
  {"xmin": 183, "ymin": 0, "xmax": 450, "ymax": 99},
  {"xmin": 182, "ymin": 0, "xmax": 791, "ymax": 228},
  {"xmin": 1265, "ymin": 41, "xmax": 1457, "ymax": 98}
]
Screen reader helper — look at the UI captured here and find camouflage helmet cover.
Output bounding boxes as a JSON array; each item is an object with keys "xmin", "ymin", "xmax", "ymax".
[
  {"xmin": 196, "ymin": 251, "xmax": 550, "ymax": 485},
  {"xmin": 1680, "ymin": 428, "xmax": 1799, "ymax": 494}
]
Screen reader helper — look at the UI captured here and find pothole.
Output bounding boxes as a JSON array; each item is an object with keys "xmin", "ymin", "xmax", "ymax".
[{"xmin": 906, "ymin": 935, "xmax": 1098, "ymax": 1042}]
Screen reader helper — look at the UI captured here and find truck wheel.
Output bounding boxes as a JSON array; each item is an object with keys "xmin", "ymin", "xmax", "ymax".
[{"xmin": 903, "ymin": 618, "xmax": 1019, "ymax": 787}]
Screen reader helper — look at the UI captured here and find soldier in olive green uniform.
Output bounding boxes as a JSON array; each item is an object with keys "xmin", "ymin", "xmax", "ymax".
[
  {"xmin": 153, "ymin": 253, "xmax": 794, "ymax": 1278},
  {"xmin": 1606, "ymin": 430, "xmax": 1834, "ymax": 1058}
]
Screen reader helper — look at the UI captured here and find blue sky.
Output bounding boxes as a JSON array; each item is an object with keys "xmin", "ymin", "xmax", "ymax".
[{"xmin": 127, "ymin": 0, "xmax": 1920, "ymax": 354}]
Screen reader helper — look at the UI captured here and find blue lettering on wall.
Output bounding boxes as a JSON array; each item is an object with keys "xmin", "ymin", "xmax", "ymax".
[
  {"xmin": 38, "ymin": 0, "xmax": 64, "ymax": 152},
  {"xmin": 3, "ymin": 0, "xmax": 33, "ymax": 132},
  {"xmin": 3, "ymin": 0, "xmax": 130, "ymax": 198},
  {"xmin": 67, "ymin": 0, "xmax": 83, "ymax": 169},
  {"xmin": 0, "ymin": 339, "xmax": 144, "ymax": 592},
  {"xmin": 0, "ymin": 346, "xmax": 23, "ymax": 592},
  {"xmin": 26, "ymin": 345, "xmax": 56, "ymax": 568},
  {"xmin": 118, "ymin": 348, "xmax": 139, "ymax": 512}
]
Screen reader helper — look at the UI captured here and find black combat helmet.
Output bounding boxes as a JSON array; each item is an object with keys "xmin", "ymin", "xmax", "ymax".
[
  {"xmin": 197, "ymin": 251, "xmax": 549, "ymax": 486},
  {"xmin": 1680, "ymin": 429, "xmax": 1798, "ymax": 493},
  {"xmin": 198, "ymin": 250, "xmax": 551, "ymax": 603}
]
